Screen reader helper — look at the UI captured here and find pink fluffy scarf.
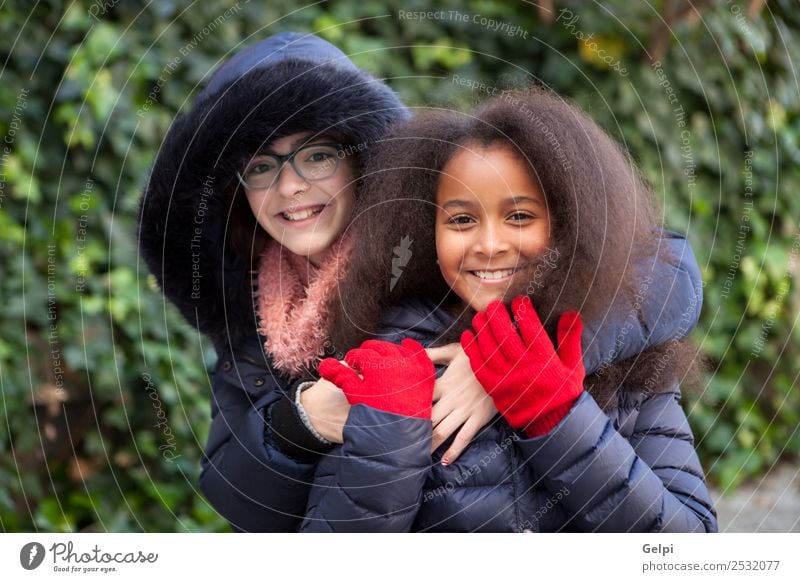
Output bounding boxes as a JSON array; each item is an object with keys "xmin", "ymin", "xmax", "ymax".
[{"xmin": 255, "ymin": 235, "xmax": 352, "ymax": 377}]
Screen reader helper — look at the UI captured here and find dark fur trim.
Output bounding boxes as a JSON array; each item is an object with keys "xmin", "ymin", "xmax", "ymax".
[{"xmin": 137, "ymin": 58, "xmax": 408, "ymax": 352}]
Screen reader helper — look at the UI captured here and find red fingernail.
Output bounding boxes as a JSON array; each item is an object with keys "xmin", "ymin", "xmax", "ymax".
[{"xmin": 441, "ymin": 458, "xmax": 449, "ymax": 466}]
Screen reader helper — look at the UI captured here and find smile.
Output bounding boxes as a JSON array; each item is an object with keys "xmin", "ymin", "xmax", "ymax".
[
  {"xmin": 470, "ymin": 268, "xmax": 517, "ymax": 281},
  {"xmin": 278, "ymin": 204, "xmax": 327, "ymax": 223}
]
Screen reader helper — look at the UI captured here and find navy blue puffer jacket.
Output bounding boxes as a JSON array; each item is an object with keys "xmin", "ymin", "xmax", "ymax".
[
  {"xmin": 302, "ymin": 344, "xmax": 717, "ymax": 532},
  {"xmin": 301, "ymin": 241, "xmax": 717, "ymax": 532},
  {"xmin": 303, "ymin": 388, "xmax": 717, "ymax": 532},
  {"xmin": 203, "ymin": 232, "xmax": 711, "ymax": 532}
]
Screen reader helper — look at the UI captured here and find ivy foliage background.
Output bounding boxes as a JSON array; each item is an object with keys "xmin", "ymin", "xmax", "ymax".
[{"xmin": 0, "ymin": 0, "xmax": 797, "ymax": 531}]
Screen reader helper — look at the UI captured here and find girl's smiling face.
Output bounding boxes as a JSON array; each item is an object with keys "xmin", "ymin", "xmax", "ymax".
[
  {"xmin": 435, "ymin": 141, "xmax": 551, "ymax": 312},
  {"xmin": 243, "ymin": 132, "xmax": 355, "ymax": 266}
]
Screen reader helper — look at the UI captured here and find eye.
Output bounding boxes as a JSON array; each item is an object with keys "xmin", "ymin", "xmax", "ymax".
[
  {"xmin": 249, "ymin": 163, "xmax": 274, "ymax": 175},
  {"xmin": 447, "ymin": 214, "xmax": 475, "ymax": 226},
  {"xmin": 246, "ymin": 157, "xmax": 278, "ymax": 176},
  {"xmin": 306, "ymin": 151, "xmax": 335, "ymax": 163},
  {"xmin": 508, "ymin": 211, "xmax": 535, "ymax": 222}
]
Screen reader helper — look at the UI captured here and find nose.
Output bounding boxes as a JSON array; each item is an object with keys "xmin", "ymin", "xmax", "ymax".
[
  {"xmin": 473, "ymin": 222, "xmax": 511, "ymax": 258},
  {"xmin": 273, "ymin": 160, "xmax": 309, "ymax": 199}
]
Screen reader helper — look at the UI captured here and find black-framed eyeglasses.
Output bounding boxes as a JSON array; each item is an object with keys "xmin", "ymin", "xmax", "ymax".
[{"xmin": 236, "ymin": 143, "xmax": 345, "ymax": 190}]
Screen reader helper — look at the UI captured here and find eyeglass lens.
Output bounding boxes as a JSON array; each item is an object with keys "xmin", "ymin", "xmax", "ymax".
[{"xmin": 241, "ymin": 144, "xmax": 340, "ymax": 188}]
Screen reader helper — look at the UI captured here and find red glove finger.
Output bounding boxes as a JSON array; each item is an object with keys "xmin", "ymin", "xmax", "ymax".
[
  {"xmin": 511, "ymin": 295, "xmax": 553, "ymax": 361},
  {"xmin": 318, "ymin": 358, "xmax": 362, "ymax": 395},
  {"xmin": 400, "ymin": 337, "xmax": 425, "ymax": 355},
  {"xmin": 327, "ymin": 339, "xmax": 435, "ymax": 419},
  {"xmin": 359, "ymin": 339, "xmax": 401, "ymax": 359},
  {"xmin": 471, "ymin": 310, "xmax": 505, "ymax": 368},
  {"xmin": 397, "ymin": 339, "xmax": 434, "ymax": 394},
  {"xmin": 460, "ymin": 330, "xmax": 485, "ymax": 375},
  {"xmin": 485, "ymin": 300, "xmax": 527, "ymax": 361},
  {"xmin": 401, "ymin": 338, "xmax": 434, "ymax": 374},
  {"xmin": 344, "ymin": 348, "xmax": 381, "ymax": 372},
  {"xmin": 556, "ymin": 311, "xmax": 584, "ymax": 370}
]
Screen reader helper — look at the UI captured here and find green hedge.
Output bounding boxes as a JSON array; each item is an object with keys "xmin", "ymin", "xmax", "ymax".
[{"xmin": 1, "ymin": 0, "xmax": 797, "ymax": 531}]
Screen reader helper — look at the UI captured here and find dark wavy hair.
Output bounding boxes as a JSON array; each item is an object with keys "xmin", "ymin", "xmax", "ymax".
[{"xmin": 331, "ymin": 87, "xmax": 698, "ymax": 404}]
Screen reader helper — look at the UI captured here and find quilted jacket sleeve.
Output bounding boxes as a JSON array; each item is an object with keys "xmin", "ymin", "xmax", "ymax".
[
  {"xmin": 301, "ymin": 405, "xmax": 432, "ymax": 532},
  {"xmin": 517, "ymin": 389, "xmax": 718, "ymax": 532},
  {"xmin": 199, "ymin": 353, "xmax": 318, "ymax": 532}
]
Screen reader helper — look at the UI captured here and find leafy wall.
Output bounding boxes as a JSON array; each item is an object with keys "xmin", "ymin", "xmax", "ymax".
[{"xmin": 0, "ymin": 0, "xmax": 797, "ymax": 531}]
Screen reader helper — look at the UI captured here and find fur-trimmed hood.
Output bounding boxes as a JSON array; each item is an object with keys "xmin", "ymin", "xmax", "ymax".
[{"xmin": 137, "ymin": 32, "xmax": 409, "ymax": 352}]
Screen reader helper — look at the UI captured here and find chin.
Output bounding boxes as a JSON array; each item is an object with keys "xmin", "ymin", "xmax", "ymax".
[
  {"xmin": 295, "ymin": 235, "xmax": 339, "ymax": 260},
  {"xmin": 466, "ymin": 293, "xmax": 507, "ymax": 313}
]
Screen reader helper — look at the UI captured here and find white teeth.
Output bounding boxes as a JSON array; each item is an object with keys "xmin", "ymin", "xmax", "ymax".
[
  {"xmin": 474, "ymin": 269, "xmax": 515, "ymax": 280},
  {"xmin": 282, "ymin": 207, "xmax": 322, "ymax": 221}
]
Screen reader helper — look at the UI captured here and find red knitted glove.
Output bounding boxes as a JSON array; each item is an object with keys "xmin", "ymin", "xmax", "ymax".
[
  {"xmin": 318, "ymin": 339, "xmax": 435, "ymax": 419},
  {"xmin": 460, "ymin": 297, "xmax": 585, "ymax": 437}
]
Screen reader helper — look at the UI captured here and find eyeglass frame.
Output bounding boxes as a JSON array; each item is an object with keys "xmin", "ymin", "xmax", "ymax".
[{"xmin": 235, "ymin": 142, "xmax": 346, "ymax": 190}]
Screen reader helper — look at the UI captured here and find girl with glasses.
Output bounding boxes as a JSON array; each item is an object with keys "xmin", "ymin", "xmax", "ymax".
[{"xmin": 138, "ymin": 32, "xmax": 408, "ymax": 531}]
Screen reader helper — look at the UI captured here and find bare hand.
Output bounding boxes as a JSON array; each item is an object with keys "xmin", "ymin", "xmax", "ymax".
[
  {"xmin": 427, "ymin": 344, "xmax": 497, "ymax": 465},
  {"xmin": 299, "ymin": 377, "xmax": 350, "ymax": 444},
  {"xmin": 426, "ymin": 343, "xmax": 461, "ymax": 400},
  {"xmin": 426, "ymin": 343, "xmax": 461, "ymax": 366}
]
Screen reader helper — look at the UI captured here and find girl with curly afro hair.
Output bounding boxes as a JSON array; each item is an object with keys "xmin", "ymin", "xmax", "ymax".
[{"xmin": 299, "ymin": 87, "xmax": 716, "ymax": 532}]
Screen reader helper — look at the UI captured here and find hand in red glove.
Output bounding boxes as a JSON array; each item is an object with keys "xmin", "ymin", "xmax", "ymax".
[
  {"xmin": 460, "ymin": 296, "xmax": 585, "ymax": 437},
  {"xmin": 318, "ymin": 339, "xmax": 435, "ymax": 419}
]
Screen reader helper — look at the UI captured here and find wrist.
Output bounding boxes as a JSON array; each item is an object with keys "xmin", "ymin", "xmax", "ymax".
[
  {"xmin": 296, "ymin": 381, "xmax": 335, "ymax": 445},
  {"xmin": 269, "ymin": 381, "xmax": 334, "ymax": 460},
  {"xmin": 522, "ymin": 396, "xmax": 580, "ymax": 438}
]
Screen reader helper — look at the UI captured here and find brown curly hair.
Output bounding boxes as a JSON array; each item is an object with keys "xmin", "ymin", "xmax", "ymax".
[{"xmin": 330, "ymin": 86, "xmax": 698, "ymax": 404}]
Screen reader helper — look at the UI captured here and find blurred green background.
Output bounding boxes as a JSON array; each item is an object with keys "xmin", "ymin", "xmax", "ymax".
[{"xmin": 0, "ymin": 0, "xmax": 797, "ymax": 532}]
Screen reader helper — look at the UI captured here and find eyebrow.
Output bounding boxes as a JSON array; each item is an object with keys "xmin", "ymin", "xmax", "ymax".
[
  {"xmin": 442, "ymin": 199, "xmax": 474, "ymax": 210},
  {"xmin": 441, "ymin": 195, "xmax": 544, "ymax": 210},
  {"xmin": 505, "ymin": 195, "xmax": 544, "ymax": 207},
  {"xmin": 260, "ymin": 133, "xmax": 323, "ymax": 155}
]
